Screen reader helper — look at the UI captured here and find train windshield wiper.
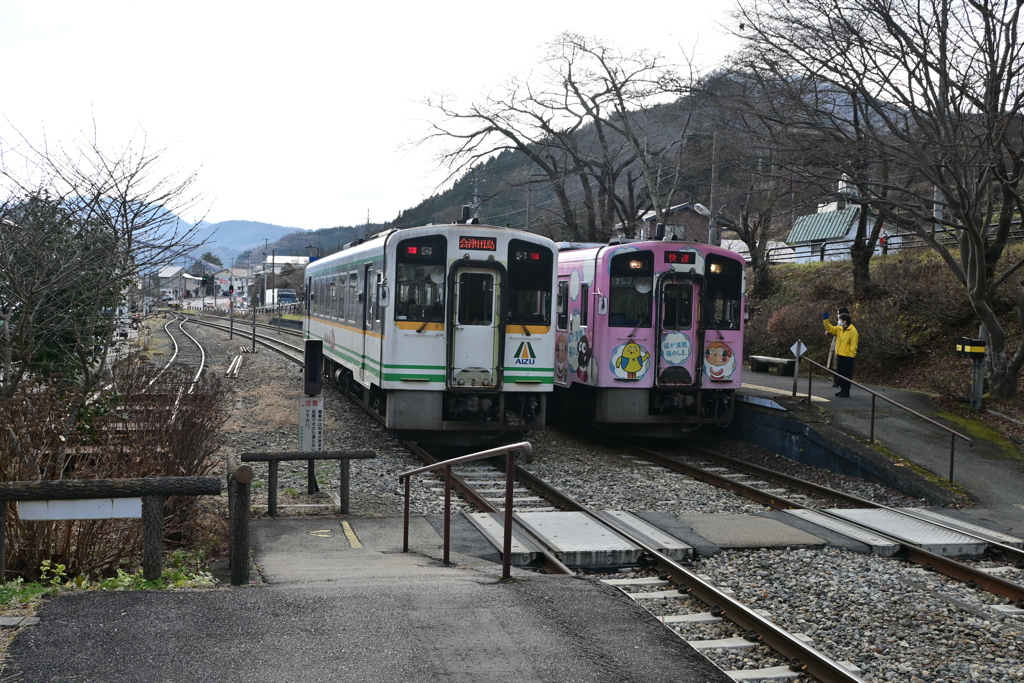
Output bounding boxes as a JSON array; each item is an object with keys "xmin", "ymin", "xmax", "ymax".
[
  {"xmin": 628, "ymin": 307, "xmax": 649, "ymax": 338},
  {"xmin": 507, "ymin": 308, "xmax": 531, "ymax": 336}
]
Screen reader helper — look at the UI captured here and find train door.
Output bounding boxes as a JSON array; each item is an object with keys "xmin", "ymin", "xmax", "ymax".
[
  {"xmin": 359, "ymin": 263, "xmax": 375, "ymax": 384},
  {"xmin": 448, "ymin": 265, "xmax": 502, "ymax": 389},
  {"xmin": 655, "ymin": 275, "xmax": 701, "ymax": 388}
]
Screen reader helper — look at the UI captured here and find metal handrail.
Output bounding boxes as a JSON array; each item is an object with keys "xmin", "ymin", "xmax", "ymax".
[
  {"xmin": 398, "ymin": 441, "xmax": 533, "ymax": 580},
  {"xmin": 792, "ymin": 348, "xmax": 972, "ymax": 482}
]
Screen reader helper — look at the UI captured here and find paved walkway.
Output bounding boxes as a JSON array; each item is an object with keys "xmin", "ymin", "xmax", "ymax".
[
  {"xmin": 3, "ymin": 516, "xmax": 732, "ymax": 683},
  {"xmin": 740, "ymin": 367, "xmax": 1024, "ymax": 537}
]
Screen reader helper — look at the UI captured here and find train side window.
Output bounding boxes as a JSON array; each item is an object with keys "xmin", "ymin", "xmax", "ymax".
[
  {"xmin": 704, "ymin": 255, "xmax": 743, "ymax": 331},
  {"xmin": 556, "ymin": 280, "xmax": 568, "ymax": 330},
  {"xmin": 328, "ymin": 280, "xmax": 336, "ymax": 318},
  {"xmin": 348, "ymin": 272, "xmax": 357, "ymax": 322},
  {"xmin": 342, "ymin": 274, "xmax": 350, "ymax": 321},
  {"xmin": 580, "ymin": 284, "xmax": 589, "ymax": 326},
  {"xmin": 608, "ymin": 251, "xmax": 653, "ymax": 327}
]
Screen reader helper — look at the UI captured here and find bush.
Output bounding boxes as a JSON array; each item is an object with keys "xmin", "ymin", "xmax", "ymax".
[{"xmin": 1, "ymin": 357, "xmax": 229, "ymax": 582}]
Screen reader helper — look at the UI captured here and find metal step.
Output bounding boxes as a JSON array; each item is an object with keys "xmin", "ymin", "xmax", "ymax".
[
  {"xmin": 827, "ymin": 508, "xmax": 988, "ymax": 556},
  {"xmin": 785, "ymin": 509, "xmax": 900, "ymax": 556}
]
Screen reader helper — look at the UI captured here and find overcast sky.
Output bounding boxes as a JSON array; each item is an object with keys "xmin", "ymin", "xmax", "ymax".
[{"xmin": 1, "ymin": 1, "xmax": 740, "ymax": 230}]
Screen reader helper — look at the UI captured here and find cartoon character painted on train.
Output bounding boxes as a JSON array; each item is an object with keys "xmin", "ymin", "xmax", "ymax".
[
  {"xmin": 613, "ymin": 340, "xmax": 651, "ymax": 380},
  {"xmin": 703, "ymin": 340, "xmax": 736, "ymax": 382},
  {"xmin": 577, "ymin": 333, "xmax": 593, "ymax": 382},
  {"xmin": 555, "ymin": 333, "xmax": 568, "ymax": 382}
]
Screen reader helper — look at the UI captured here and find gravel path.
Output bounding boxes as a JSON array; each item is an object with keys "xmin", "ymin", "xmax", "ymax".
[{"xmin": 191, "ymin": 321, "xmax": 1024, "ymax": 682}]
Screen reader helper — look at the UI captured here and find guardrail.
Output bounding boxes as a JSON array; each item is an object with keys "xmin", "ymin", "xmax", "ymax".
[
  {"xmin": 398, "ymin": 442, "xmax": 533, "ymax": 580},
  {"xmin": 792, "ymin": 349, "xmax": 972, "ymax": 482}
]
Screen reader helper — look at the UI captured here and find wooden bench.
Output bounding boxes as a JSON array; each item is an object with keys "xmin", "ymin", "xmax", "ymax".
[
  {"xmin": 241, "ymin": 450, "xmax": 375, "ymax": 516},
  {"xmin": 749, "ymin": 355, "xmax": 796, "ymax": 376}
]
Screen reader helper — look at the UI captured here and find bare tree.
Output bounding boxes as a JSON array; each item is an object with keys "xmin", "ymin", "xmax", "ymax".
[
  {"xmin": 1, "ymin": 126, "xmax": 207, "ymax": 470},
  {"xmin": 733, "ymin": 0, "xmax": 1024, "ymax": 398},
  {"xmin": 420, "ymin": 33, "xmax": 700, "ymax": 240}
]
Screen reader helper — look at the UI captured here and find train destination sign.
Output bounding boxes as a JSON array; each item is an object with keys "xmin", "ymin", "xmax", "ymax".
[
  {"xmin": 664, "ymin": 250, "xmax": 697, "ymax": 264},
  {"xmin": 459, "ymin": 236, "xmax": 497, "ymax": 251}
]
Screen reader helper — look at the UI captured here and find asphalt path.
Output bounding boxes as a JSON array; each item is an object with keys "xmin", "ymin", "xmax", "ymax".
[{"xmin": 3, "ymin": 517, "xmax": 732, "ymax": 683}]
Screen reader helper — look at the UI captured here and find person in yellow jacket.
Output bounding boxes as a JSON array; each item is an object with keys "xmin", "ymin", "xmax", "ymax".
[{"xmin": 823, "ymin": 311, "xmax": 858, "ymax": 397}]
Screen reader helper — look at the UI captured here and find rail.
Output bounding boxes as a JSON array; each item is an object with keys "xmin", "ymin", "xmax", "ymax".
[
  {"xmin": 792, "ymin": 349, "xmax": 972, "ymax": 481},
  {"xmin": 398, "ymin": 441, "xmax": 532, "ymax": 580}
]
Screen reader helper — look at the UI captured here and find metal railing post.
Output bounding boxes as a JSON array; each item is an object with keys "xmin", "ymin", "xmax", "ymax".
[
  {"xmin": 402, "ymin": 476, "xmax": 410, "ymax": 553},
  {"xmin": 950, "ymin": 433, "xmax": 956, "ymax": 482},
  {"xmin": 870, "ymin": 395, "xmax": 876, "ymax": 443},
  {"xmin": 396, "ymin": 441, "xmax": 532, "ymax": 578},
  {"xmin": 443, "ymin": 464, "xmax": 452, "ymax": 566},
  {"xmin": 502, "ymin": 450, "xmax": 516, "ymax": 580}
]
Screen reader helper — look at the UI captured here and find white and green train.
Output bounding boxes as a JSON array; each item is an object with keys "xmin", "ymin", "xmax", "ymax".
[{"xmin": 304, "ymin": 224, "xmax": 557, "ymax": 444}]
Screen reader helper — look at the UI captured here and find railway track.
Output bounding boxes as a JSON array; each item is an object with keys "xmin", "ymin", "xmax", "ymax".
[
  {"xmin": 624, "ymin": 443, "xmax": 1024, "ymax": 608},
  {"xmin": 153, "ymin": 314, "xmax": 207, "ymax": 387},
  {"xmin": 173, "ymin": 312, "xmax": 305, "ymax": 365},
  {"xmin": 169, "ymin": 319, "xmax": 1024, "ymax": 680},
  {"xmin": 401, "ymin": 442, "xmax": 867, "ymax": 682}
]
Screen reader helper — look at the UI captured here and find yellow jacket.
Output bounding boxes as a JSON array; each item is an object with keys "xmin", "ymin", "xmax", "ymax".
[{"xmin": 823, "ymin": 320, "xmax": 859, "ymax": 358}]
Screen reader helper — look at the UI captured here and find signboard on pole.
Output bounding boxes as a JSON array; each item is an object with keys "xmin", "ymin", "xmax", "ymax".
[{"xmin": 299, "ymin": 397, "xmax": 324, "ymax": 451}]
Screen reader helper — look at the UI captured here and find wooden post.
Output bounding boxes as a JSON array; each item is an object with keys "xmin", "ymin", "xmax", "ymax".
[
  {"xmin": 229, "ymin": 466, "xmax": 253, "ymax": 586},
  {"xmin": 142, "ymin": 495, "xmax": 164, "ymax": 582},
  {"xmin": 1, "ymin": 500, "xmax": 6, "ymax": 584},
  {"xmin": 339, "ymin": 459, "xmax": 350, "ymax": 514},
  {"xmin": 268, "ymin": 461, "xmax": 279, "ymax": 517}
]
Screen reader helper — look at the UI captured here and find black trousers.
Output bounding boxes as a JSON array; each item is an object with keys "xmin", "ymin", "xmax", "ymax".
[{"xmin": 836, "ymin": 355, "xmax": 855, "ymax": 395}]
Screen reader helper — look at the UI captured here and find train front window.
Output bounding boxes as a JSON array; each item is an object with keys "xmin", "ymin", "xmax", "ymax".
[
  {"xmin": 608, "ymin": 251, "xmax": 653, "ymax": 328},
  {"xmin": 704, "ymin": 255, "xmax": 743, "ymax": 330},
  {"xmin": 507, "ymin": 239, "xmax": 553, "ymax": 326},
  {"xmin": 396, "ymin": 235, "xmax": 446, "ymax": 322},
  {"xmin": 661, "ymin": 281, "xmax": 693, "ymax": 330}
]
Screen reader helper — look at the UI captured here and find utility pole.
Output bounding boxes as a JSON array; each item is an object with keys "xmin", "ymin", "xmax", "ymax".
[
  {"xmin": 262, "ymin": 240, "xmax": 269, "ymax": 309},
  {"xmin": 473, "ymin": 168, "xmax": 480, "ymax": 220},
  {"xmin": 526, "ymin": 187, "xmax": 532, "ymax": 231},
  {"xmin": 708, "ymin": 131, "xmax": 720, "ymax": 247}
]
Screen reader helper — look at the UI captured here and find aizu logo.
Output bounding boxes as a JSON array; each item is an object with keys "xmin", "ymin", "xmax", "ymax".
[{"xmin": 514, "ymin": 342, "xmax": 536, "ymax": 365}]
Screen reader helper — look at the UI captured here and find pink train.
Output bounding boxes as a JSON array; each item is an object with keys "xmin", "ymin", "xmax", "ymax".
[{"xmin": 552, "ymin": 239, "xmax": 746, "ymax": 436}]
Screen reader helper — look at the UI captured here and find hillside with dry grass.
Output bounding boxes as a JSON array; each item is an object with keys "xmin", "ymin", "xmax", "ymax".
[{"xmin": 745, "ymin": 245, "xmax": 1024, "ymax": 444}]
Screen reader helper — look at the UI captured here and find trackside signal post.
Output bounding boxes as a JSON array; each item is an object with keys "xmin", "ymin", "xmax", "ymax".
[
  {"xmin": 955, "ymin": 326, "xmax": 987, "ymax": 411},
  {"xmin": 300, "ymin": 340, "xmax": 325, "ymax": 493}
]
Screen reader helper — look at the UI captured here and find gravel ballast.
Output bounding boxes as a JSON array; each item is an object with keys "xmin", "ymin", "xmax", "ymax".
[{"xmin": 190, "ymin": 319, "xmax": 1024, "ymax": 682}]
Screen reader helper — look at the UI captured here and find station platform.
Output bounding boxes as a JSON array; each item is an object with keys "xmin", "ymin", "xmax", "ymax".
[
  {"xmin": 737, "ymin": 366, "xmax": 1024, "ymax": 538},
  {"xmin": 4, "ymin": 515, "xmax": 733, "ymax": 682}
]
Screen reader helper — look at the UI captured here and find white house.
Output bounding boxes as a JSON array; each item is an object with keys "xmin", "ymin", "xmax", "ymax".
[
  {"xmin": 785, "ymin": 204, "xmax": 888, "ymax": 263},
  {"xmin": 255, "ymin": 255, "xmax": 308, "ymax": 275}
]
